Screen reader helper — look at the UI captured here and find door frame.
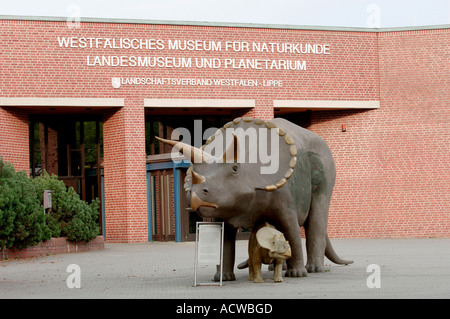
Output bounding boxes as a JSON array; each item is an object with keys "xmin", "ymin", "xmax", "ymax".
[{"xmin": 146, "ymin": 155, "xmax": 190, "ymax": 242}]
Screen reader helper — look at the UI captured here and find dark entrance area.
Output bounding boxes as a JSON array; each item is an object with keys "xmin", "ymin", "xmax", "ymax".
[{"xmin": 29, "ymin": 114, "xmax": 104, "ymax": 232}]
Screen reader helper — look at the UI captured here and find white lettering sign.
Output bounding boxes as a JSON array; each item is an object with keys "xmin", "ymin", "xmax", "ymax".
[
  {"xmin": 57, "ymin": 37, "xmax": 330, "ymax": 54},
  {"xmin": 57, "ymin": 36, "xmax": 331, "ymax": 87},
  {"xmin": 57, "ymin": 37, "xmax": 330, "ymax": 71},
  {"xmin": 197, "ymin": 224, "xmax": 222, "ymax": 265},
  {"xmin": 112, "ymin": 77, "xmax": 283, "ymax": 88}
]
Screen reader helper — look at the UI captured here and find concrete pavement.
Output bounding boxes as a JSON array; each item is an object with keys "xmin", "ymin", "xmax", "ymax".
[{"xmin": 1, "ymin": 238, "xmax": 450, "ymax": 299}]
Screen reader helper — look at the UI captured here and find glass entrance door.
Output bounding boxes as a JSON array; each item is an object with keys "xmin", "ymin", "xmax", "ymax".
[{"xmin": 29, "ymin": 115, "xmax": 103, "ymax": 231}]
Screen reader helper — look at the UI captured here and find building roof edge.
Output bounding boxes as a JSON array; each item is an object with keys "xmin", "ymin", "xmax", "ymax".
[{"xmin": 1, "ymin": 15, "xmax": 449, "ymax": 33}]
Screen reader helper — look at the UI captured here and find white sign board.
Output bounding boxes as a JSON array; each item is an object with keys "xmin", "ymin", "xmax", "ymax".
[
  {"xmin": 194, "ymin": 222, "xmax": 224, "ymax": 286},
  {"xmin": 197, "ymin": 224, "xmax": 222, "ymax": 264}
]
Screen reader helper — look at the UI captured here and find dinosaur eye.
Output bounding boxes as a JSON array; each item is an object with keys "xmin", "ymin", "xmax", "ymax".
[{"xmin": 232, "ymin": 165, "xmax": 238, "ymax": 172}]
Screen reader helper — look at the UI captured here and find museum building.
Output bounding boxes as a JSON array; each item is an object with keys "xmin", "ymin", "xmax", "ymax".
[{"xmin": 1, "ymin": 16, "xmax": 449, "ymax": 243}]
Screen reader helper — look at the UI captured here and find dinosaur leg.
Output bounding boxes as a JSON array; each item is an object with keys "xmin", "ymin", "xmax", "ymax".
[
  {"xmin": 248, "ymin": 259, "xmax": 255, "ymax": 281},
  {"xmin": 304, "ymin": 194, "xmax": 329, "ymax": 273},
  {"xmin": 252, "ymin": 251, "xmax": 264, "ymax": 283},
  {"xmin": 273, "ymin": 259, "xmax": 283, "ymax": 282},
  {"xmin": 279, "ymin": 214, "xmax": 307, "ymax": 278},
  {"xmin": 248, "ymin": 232, "xmax": 256, "ymax": 281},
  {"xmin": 214, "ymin": 223, "xmax": 237, "ymax": 281}
]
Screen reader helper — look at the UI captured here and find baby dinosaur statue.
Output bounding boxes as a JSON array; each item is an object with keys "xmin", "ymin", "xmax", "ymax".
[{"xmin": 248, "ymin": 222, "xmax": 292, "ymax": 283}]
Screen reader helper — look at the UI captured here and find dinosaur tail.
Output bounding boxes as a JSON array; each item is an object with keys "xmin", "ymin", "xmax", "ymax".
[
  {"xmin": 325, "ymin": 234, "xmax": 353, "ymax": 265},
  {"xmin": 237, "ymin": 259, "xmax": 249, "ymax": 269}
]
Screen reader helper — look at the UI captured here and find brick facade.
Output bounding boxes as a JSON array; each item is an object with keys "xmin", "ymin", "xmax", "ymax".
[
  {"xmin": 0, "ymin": 107, "xmax": 29, "ymax": 173},
  {"xmin": 1, "ymin": 236, "xmax": 105, "ymax": 260},
  {"xmin": 0, "ymin": 17, "xmax": 449, "ymax": 241}
]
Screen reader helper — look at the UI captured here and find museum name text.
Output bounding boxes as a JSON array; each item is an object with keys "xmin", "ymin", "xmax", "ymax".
[{"xmin": 57, "ymin": 37, "xmax": 331, "ymax": 71}]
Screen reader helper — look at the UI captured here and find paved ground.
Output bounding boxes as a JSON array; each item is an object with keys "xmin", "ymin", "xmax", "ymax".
[{"xmin": 1, "ymin": 238, "xmax": 449, "ymax": 299}]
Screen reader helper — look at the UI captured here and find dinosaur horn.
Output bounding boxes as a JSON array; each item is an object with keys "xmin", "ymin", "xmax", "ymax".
[
  {"xmin": 191, "ymin": 171, "xmax": 206, "ymax": 184},
  {"xmin": 155, "ymin": 136, "xmax": 212, "ymax": 163}
]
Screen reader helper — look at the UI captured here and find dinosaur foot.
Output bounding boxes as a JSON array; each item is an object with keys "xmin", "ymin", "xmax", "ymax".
[
  {"xmin": 285, "ymin": 267, "xmax": 308, "ymax": 278},
  {"xmin": 214, "ymin": 271, "xmax": 236, "ymax": 282}
]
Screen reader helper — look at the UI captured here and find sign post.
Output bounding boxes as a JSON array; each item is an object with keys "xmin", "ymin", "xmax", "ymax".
[
  {"xmin": 194, "ymin": 222, "xmax": 224, "ymax": 287},
  {"xmin": 43, "ymin": 190, "xmax": 52, "ymax": 213}
]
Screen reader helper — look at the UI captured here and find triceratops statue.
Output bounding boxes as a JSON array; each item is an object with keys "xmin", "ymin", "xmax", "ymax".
[{"xmin": 156, "ymin": 117, "xmax": 352, "ymax": 281}]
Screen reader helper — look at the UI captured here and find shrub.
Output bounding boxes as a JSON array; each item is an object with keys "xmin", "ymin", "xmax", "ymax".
[
  {"xmin": 33, "ymin": 172, "xmax": 100, "ymax": 243},
  {"xmin": 0, "ymin": 158, "xmax": 100, "ymax": 251},
  {"xmin": 0, "ymin": 158, "xmax": 51, "ymax": 250}
]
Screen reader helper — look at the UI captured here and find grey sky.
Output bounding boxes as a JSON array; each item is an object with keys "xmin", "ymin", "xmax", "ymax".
[{"xmin": 1, "ymin": 0, "xmax": 449, "ymax": 28}]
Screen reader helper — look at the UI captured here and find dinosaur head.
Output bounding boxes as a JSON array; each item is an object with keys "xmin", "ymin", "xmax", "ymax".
[
  {"xmin": 156, "ymin": 117, "xmax": 299, "ymax": 221},
  {"xmin": 256, "ymin": 226, "xmax": 292, "ymax": 260}
]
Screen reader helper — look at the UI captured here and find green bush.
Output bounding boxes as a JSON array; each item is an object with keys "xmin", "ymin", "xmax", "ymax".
[
  {"xmin": 0, "ymin": 159, "xmax": 51, "ymax": 250},
  {"xmin": 0, "ymin": 158, "xmax": 100, "ymax": 251},
  {"xmin": 33, "ymin": 172, "xmax": 100, "ymax": 242}
]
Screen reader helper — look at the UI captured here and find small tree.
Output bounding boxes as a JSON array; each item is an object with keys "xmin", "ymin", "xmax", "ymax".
[
  {"xmin": 1, "ymin": 158, "xmax": 100, "ymax": 251},
  {"xmin": 0, "ymin": 158, "xmax": 51, "ymax": 250},
  {"xmin": 33, "ymin": 172, "xmax": 100, "ymax": 243}
]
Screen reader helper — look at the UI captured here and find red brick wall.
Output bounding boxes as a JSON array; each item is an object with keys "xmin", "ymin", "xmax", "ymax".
[
  {"xmin": 0, "ymin": 20, "xmax": 379, "ymax": 100},
  {"xmin": 0, "ymin": 107, "xmax": 29, "ymax": 174},
  {"xmin": 0, "ymin": 18, "xmax": 448, "ymax": 240},
  {"xmin": 122, "ymin": 99, "xmax": 147, "ymax": 242},
  {"xmin": 103, "ymin": 107, "xmax": 128, "ymax": 242},
  {"xmin": 1, "ymin": 236, "xmax": 105, "ymax": 260},
  {"xmin": 102, "ymin": 103, "xmax": 147, "ymax": 243},
  {"xmin": 312, "ymin": 28, "xmax": 450, "ymax": 238}
]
